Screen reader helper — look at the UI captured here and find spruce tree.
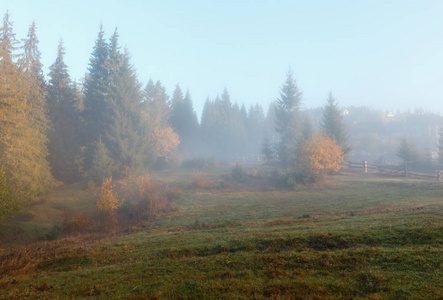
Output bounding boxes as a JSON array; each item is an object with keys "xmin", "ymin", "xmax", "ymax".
[
  {"xmin": 247, "ymin": 103, "xmax": 265, "ymax": 156},
  {"xmin": 0, "ymin": 12, "xmax": 22, "ymax": 179},
  {"xmin": 183, "ymin": 90, "xmax": 199, "ymax": 135},
  {"xmin": 274, "ymin": 70, "xmax": 302, "ymax": 166},
  {"xmin": 18, "ymin": 21, "xmax": 54, "ymax": 193},
  {"xmin": 396, "ymin": 136, "xmax": 419, "ymax": 167},
  {"xmin": 0, "ymin": 12, "xmax": 35, "ymax": 196},
  {"xmin": 143, "ymin": 79, "xmax": 170, "ymax": 129},
  {"xmin": 170, "ymin": 85, "xmax": 199, "ymax": 155},
  {"xmin": 261, "ymin": 137, "xmax": 274, "ymax": 162},
  {"xmin": 320, "ymin": 92, "xmax": 351, "ymax": 156},
  {"xmin": 83, "ymin": 24, "xmax": 109, "ymax": 148},
  {"xmin": 89, "ymin": 139, "xmax": 115, "ymax": 185},
  {"xmin": 47, "ymin": 41, "xmax": 83, "ymax": 182},
  {"xmin": 104, "ymin": 30, "xmax": 149, "ymax": 174}
]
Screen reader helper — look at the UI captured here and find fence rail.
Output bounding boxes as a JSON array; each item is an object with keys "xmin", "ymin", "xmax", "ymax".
[{"xmin": 346, "ymin": 161, "xmax": 442, "ymax": 181}]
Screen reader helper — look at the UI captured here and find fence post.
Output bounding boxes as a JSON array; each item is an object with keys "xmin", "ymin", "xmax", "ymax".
[{"xmin": 364, "ymin": 161, "xmax": 367, "ymax": 173}]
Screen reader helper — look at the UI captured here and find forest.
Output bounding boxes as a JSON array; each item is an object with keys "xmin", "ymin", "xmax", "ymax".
[
  {"xmin": 2, "ymin": 11, "xmax": 443, "ymax": 220},
  {"xmin": 1, "ymin": 11, "xmax": 443, "ymax": 298}
]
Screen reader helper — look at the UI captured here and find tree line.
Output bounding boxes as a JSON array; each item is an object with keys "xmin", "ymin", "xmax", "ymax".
[{"xmin": 1, "ymin": 12, "xmax": 351, "ymax": 219}]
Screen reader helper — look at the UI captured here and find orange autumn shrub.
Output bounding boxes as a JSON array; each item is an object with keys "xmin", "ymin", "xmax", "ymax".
[
  {"xmin": 299, "ymin": 133, "xmax": 344, "ymax": 182},
  {"xmin": 96, "ymin": 177, "xmax": 124, "ymax": 216}
]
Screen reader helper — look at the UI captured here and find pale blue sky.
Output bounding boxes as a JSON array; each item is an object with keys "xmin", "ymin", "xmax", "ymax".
[{"xmin": 2, "ymin": 1, "xmax": 443, "ymax": 116}]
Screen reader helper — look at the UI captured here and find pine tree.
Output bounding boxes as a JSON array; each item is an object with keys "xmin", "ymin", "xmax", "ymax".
[
  {"xmin": 83, "ymin": 24, "xmax": 109, "ymax": 148},
  {"xmin": 247, "ymin": 103, "xmax": 265, "ymax": 156},
  {"xmin": 0, "ymin": 12, "xmax": 37, "ymax": 196},
  {"xmin": 170, "ymin": 85, "xmax": 198, "ymax": 155},
  {"xmin": 143, "ymin": 79, "xmax": 170, "ymax": 129},
  {"xmin": 89, "ymin": 139, "xmax": 115, "ymax": 185},
  {"xmin": 261, "ymin": 137, "xmax": 274, "ymax": 162},
  {"xmin": 274, "ymin": 70, "xmax": 302, "ymax": 166},
  {"xmin": 104, "ymin": 30, "xmax": 149, "ymax": 174},
  {"xmin": 0, "ymin": 12, "xmax": 28, "ymax": 214},
  {"xmin": 17, "ymin": 21, "xmax": 54, "ymax": 194},
  {"xmin": 47, "ymin": 41, "xmax": 83, "ymax": 182},
  {"xmin": 0, "ymin": 12, "xmax": 22, "ymax": 169},
  {"xmin": 183, "ymin": 90, "xmax": 199, "ymax": 136},
  {"xmin": 396, "ymin": 136, "xmax": 419, "ymax": 167},
  {"xmin": 169, "ymin": 83, "xmax": 184, "ymax": 131},
  {"xmin": 320, "ymin": 92, "xmax": 351, "ymax": 156}
]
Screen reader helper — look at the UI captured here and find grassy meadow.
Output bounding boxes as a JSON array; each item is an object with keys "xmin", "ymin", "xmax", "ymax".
[{"xmin": 0, "ymin": 166, "xmax": 442, "ymax": 299}]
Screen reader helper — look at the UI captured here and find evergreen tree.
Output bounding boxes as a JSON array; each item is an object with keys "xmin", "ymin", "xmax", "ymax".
[
  {"xmin": 0, "ymin": 13, "xmax": 43, "ymax": 196},
  {"xmin": 17, "ymin": 21, "xmax": 54, "ymax": 193},
  {"xmin": 301, "ymin": 118, "xmax": 313, "ymax": 142},
  {"xmin": 89, "ymin": 138, "xmax": 115, "ymax": 185},
  {"xmin": 396, "ymin": 136, "xmax": 419, "ymax": 167},
  {"xmin": 183, "ymin": 90, "xmax": 199, "ymax": 135},
  {"xmin": 83, "ymin": 25, "xmax": 110, "ymax": 162},
  {"xmin": 143, "ymin": 79, "xmax": 170, "ymax": 129},
  {"xmin": 104, "ymin": 30, "xmax": 150, "ymax": 174},
  {"xmin": 261, "ymin": 137, "xmax": 274, "ymax": 162},
  {"xmin": 170, "ymin": 85, "xmax": 199, "ymax": 155},
  {"xmin": 0, "ymin": 12, "xmax": 24, "ymax": 192},
  {"xmin": 244, "ymin": 103, "xmax": 265, "ymax": 158},
  {"xmin": 47, "ymin": 41, "xmax": 83, "ymax": 183},
  {"xmin": 169, "ymin": 83, "xmax": 184, "ymax": 131},
  {"xmin": 320, "ymin": 92, "xmax": 351, "ymax": 156},
  {"xmin": 274, "ymin": 70, "xmax": 302, "ymax": 166},
  {"xmin": 264, "ymin": 102, "xmax": 278, "ymax": 146}
]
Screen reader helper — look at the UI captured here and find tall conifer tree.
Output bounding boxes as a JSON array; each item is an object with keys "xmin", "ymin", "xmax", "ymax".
[
  {"xmin": 0, "ymin": 13, "xmax": 38, "ymax": 196},
  {"xmin": 83, "ymin": 24, "xmax": 109, "ymax": 145},
  {"xmin": 170, "ymin": 85, "xmax": 198, "ymax": 155},
  {"xmin": 47, "ymin": 41, "xmax": 83, "ymax": 182},
  {"xmin": 274, "ymin": 70, "xmax": 302, "ymax": 166},
  {"xmin": 104, "ymin": 30, "xmax": 149, "ymax": 173},
  {"xmin": 320, "ymin": 92, "xmax": 351, "ymax": 156},
  {"xmin": 18, "ymin": 21, "xmax": 54, "ymax": 193}
]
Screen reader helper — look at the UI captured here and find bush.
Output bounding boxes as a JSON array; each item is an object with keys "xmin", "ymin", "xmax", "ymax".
[
  {"xmin": 231, "ymin": 163, "xmax": 247, "ymax": 182},
  {"xmin": 62, "ymin": 212, "xmax": 91, "ymax": 233},
  {"xmin": 298, "ymin": 133, "xmax": 344, "ymax": 182},
  {"xmin": 182, "ymin": 157, "xmax": 216, "ymax": 170},
  {"xmin": 118, "ymin": 174, "xmax": 181, "ymax": 220},
  {"xmin": 95, "ymin": 178, "xmax": 124, "ymax": 217},
  {"xmin": 189, "ymin": 170, "xmax": 212, "ymax": 189},
  {"xmin": 45, "ymin": 225, "xmax": 62, "ymax": 240}
]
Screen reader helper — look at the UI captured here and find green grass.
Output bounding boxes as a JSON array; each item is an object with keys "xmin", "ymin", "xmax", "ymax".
[{"xmin": 0, "ymin": 168, "xmax": 442, "ymax": 299}]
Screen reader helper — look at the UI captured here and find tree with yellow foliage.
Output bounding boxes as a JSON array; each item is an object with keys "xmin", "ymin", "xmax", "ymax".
[
  {"xmin": 299, "ymin": 133, "xmax": 344, "ymax": 182},
  {"xmin": 96, "ymin": 177, "xmax": 124, "ymax": 217},
  {"xmin": 151, "ymin": 127, "xmax": 180, "ymax": 158}
]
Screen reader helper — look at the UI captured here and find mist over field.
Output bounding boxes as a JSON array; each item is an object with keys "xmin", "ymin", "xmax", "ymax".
[{"xmin": 1, "ymin": 2, "xmax": 443, "ymax": 298}]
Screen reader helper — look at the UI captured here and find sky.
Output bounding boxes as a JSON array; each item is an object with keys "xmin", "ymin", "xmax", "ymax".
[{"xmin": 2, "ymin": 0, "xmax": 443, "ymax": 117}]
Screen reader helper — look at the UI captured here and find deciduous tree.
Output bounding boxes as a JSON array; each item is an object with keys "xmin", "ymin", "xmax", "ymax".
[{"xmin": 299, "ymin": 133, "xmax": 344, "ymax": 182}]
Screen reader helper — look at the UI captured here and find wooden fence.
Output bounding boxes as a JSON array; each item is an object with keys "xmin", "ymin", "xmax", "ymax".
[{"xmin": 347, "ymin": 161, "xmax": 442, "ymax": 181}]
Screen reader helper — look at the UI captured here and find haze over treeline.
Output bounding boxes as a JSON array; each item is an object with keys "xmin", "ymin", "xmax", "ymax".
[{"xmin": 2, "ymin": 11, "xmax": 443, "ymax": 218}]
